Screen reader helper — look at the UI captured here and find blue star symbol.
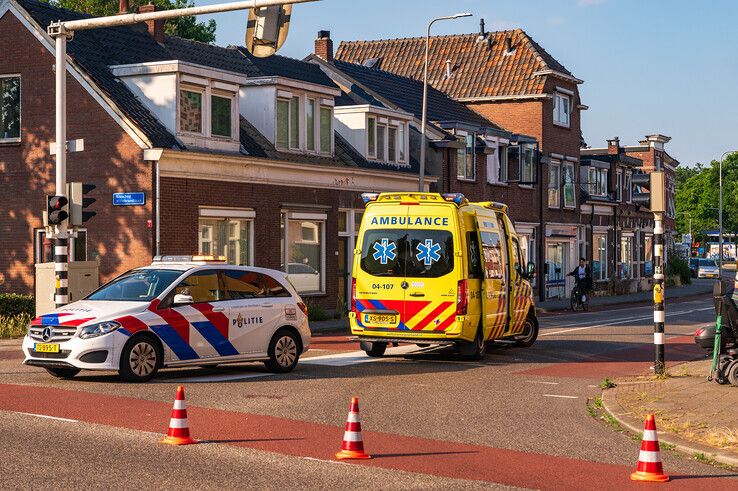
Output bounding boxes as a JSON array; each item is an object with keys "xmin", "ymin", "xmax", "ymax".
[
  {"xmin": 372, "ymin": 239, "xmax": 397, "ymax": 265},
  {"xmin": 416, "ymin": 239, "xmax": 441, "ymax": 266}
]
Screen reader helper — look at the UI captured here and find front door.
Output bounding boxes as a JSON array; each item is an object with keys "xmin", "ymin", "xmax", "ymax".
[
  {"xmin": 475, "ymin": 213, "xmax": 508, "ymax": 340},
  {"xmin": 546, "ymin": 242, "xmax": 567, "ymax": 299}
]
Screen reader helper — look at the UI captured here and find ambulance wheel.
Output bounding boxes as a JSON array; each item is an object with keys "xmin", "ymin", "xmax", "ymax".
[
  {"xmin": 727, "ymin": 360, "xmax": 738, "ymax": 386},
  {"xmin": 119, "ymin": 335, "xmax": 161, "ymax": 382},
  {"xmin": 458, "ymin": 326, "xmax": 486, "ymax": 360},
  {"xmin": 361, "ymin": 341, "xmax": 387, "ymax": 357},
  {"xmin": 45, "ymin": 367, "xmax": 80, "ymax": 379},
  {"xmin": 515, "ymin": 316, "xmax": 539, "ymax": 347},
  {"xmin": 265, "ymin": 329, "xmax": 300, "ymax": 373}
]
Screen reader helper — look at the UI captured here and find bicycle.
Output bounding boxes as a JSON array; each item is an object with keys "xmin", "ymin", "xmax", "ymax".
[{"xmin": 570, "ymin": 283, "xmax": 589, "ymax": 312}]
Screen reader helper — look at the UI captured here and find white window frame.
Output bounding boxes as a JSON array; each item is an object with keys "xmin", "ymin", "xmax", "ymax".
[
  {"xmin": 319, "ymin": 104, "xmax": 333, "ymax": 155},
  {"xmin": 457, "ymin": 133, "xmax": 476, "ymax": 181},
  {"xmin": 397, "ymin": 122, "xmax": 406, "ymax": 163},
  {"xmin": 210, "ymin": 89, "xmax": 237, "ymax": 139},
  {"xmin": 625, "ymin": 172, "xmax": 633, "ymax": 203},
  {"xmin": 563, "ymin": 162, "xmax": 576, "ymax": 208},
  {"xmin": 553, "ymin": 92, "xmax": 571, "ymax": 127},
  {"xmin": 593, "ymin": 233, "xmax": 608, "ymax": 281},
  {"xmin": 387, "ymin": 125, "xmax": 397, "ymax": 163},
  {"xmin": 548, "ymin": 161, "xmax": 561, "ymax": 208},
  {"xmin": 0, "ymin": 74, "xmax": 21, "ymax": 143},
  {"xmin": 588, "ymin": 167, "xmax": 608, "ymax": 197},
  {"xmin": 376, "ymin": 123, "xmax": 387, "ymax": 161},
  {"xmin": 306, "ymin": 97, "xmax": 317, "ymax": 152},
  {"xmin": 367, "ymin": 115, "xmax": 377, "ymax": 159},
  {"xmin": 519, "ymin": 144, "xmax": 535, "ymax": 185},
  {"xmin": 198, "ymin": 208, "xmax": 255, "ymax": 266},
  {"xmin": 282, "ymin": 211, "xmax": 327, "ymax": 295}
]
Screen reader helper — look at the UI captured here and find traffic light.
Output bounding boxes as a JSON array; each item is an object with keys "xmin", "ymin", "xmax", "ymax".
[
  {"xmin": 244, "ymin": 4, "xmax": 292, "ymax": 57},
  {"xmin": 47, "ymin": 195, "xmax": 68, "ymax": 225},
  {"xmin": 68, "ymin": 182, "xmax": 96, "ymax": 225},
  {"xmin": 632, "ymin": 171, "xmax": 665, "ymax": 212}
]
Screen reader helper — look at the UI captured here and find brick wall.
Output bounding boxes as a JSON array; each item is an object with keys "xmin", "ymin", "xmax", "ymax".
[{"xmin": 0, "ymin": 13, "xmax": 153, "ymax": 294}]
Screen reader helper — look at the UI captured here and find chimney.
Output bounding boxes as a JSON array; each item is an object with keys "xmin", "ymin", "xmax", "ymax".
[
  {"xmin": 479, "ymin": 18, "xmax": 486, "ymax": 37},
  {"xmin": 607, "ymin": 137, "xmax": 619, "ymax": 155},
  {"xmin": 315, "ymin": 30, "xmax": 333, "ymax": 62},
  {"xmin": 504, "ymin": 36, "xmax": 513, "ymax": 53},
  {"xmin": 119, "ymin": 0, "xmax": 129, "ymax": 14},
  {"xmin": 445, "ymin": 59, "xmax": 452, "ymax": 79},
  {"xmin": 138, "ymin": 3, "xmax": 164, "ymax": 44}
]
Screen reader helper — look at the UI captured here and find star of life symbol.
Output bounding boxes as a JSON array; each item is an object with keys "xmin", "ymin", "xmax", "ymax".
[
  {"xmin": 416, "ymin": 239, "xmax": 441, "ymax": 266},
  {"xmin": 372, "ymin": 238, "xmax": 397, "ymax": 264}
]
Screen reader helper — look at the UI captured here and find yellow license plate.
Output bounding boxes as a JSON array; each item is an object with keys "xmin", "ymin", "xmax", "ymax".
[
  {"xmin": 363, "ymin": 314, "xmax": 397, "ymax": 326},
  {"xmin": 34, "ymin": 343, "xmax": 60, "ymax": 353}
]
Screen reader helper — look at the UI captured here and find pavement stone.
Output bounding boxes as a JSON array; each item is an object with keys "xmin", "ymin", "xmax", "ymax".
[{"xmin": 601, "ymin": 359, "xmax": 738, "ymax": 468}]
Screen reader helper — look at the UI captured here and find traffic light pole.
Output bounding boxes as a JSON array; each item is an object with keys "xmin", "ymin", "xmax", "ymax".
[{"xmin": 653, "ymin": 212, "xmax": 665, "ymax": 375}]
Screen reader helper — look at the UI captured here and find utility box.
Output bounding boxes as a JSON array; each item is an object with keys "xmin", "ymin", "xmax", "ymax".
[{"xmin": 35, "ymin": 261, "xmax": 99, "ymax": 316}]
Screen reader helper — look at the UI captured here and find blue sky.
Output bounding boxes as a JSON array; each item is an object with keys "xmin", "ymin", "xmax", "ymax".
[{"xmin": 198, "ymin": 0, "xmax": 737, "ymax": 167}]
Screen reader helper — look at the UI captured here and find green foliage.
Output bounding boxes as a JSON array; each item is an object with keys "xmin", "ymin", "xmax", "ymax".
[
  {"xmin": 675, "ymin": 152, "xmax": 738, "ymax": 242},
  {"xmin": 0, "ymin": 293, "xmax": 35, "ymax": 317},
  {"xmin": 598, "ymin": 378, "xmax": 616, "ymax": 389},
  {"xmin": 665, "ymin": 255, "xmax": 692, "ymax": 285},
  {"xmin": 46, "ymin": 0, "xmax": 216, "ymax": 43},
  {"xmin": 0, "ymin": 313, "xmax": 32, "ymax": 339},
  {"xmin": 307, "ymin": 303, "xmax": 330, "ymax": 322}
]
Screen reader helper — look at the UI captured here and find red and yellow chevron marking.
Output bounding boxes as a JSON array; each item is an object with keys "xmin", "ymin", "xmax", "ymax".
[
  {"xmin": 404, "ymin": 301, "xmax": 456, "ymax": 331},
  {"xmin": 486, "ymin": 290, "xmax": 507, "ymax": 340}
]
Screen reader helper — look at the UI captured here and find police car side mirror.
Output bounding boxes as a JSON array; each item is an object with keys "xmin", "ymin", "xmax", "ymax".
[{"xmin": 173, "ymin": 293, "xmax": 194, "ymax": 306}]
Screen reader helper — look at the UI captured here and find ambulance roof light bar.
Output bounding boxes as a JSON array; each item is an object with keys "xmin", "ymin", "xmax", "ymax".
[
  {"xmin": 482, "ymin": 201, "xmax": 509, "ymax": 212},
  {"xmin": 153, "ymin": 255, "xmax": 227, "ymax": 263},
  {"xmin": 441, "ymin": 193, "xmax": 467, "ymax": 206},
  {"xmin": 361, "ymin": 193, "xmax": 379, "ymax": 204}
]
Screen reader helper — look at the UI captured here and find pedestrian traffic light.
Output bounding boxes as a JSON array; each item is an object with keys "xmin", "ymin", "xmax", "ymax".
[
  {"xmin": 244, "ymin": 4, "xmax": 292, "ymax": 57},
  {"xmin": 47, "ymin": 195, "xmax": 68, "ymax": 225},
  {"xmin": 632, "ymin": 171, "xmax": 665, "ymax": 212},
  {"xmin": 68, "ymin": 182, "xmax": 96, "ymax": 225}
]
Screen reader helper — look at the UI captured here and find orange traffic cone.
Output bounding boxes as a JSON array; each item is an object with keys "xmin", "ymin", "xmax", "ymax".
[
  {"xmin": 630, "ymin": 414, "xmax": 669, "ymax": 482},
  {"xmin": 335, "ymin": 397, "xmax": 371, "ymax": 460},
  {"xmin": 161, "ymin": 385, "xmax": 197, "ymax": 445}
]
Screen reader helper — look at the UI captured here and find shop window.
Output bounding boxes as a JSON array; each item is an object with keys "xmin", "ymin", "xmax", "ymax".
[
  {"xmin": 198, "ymin": 215, "xmax": 253, "ymax": 266},
  {"xmin": 282, "ymin": 212, "xmax": 325, "ymax": 294}
]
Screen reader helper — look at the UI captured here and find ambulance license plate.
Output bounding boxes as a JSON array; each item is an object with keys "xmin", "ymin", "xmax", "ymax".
[
  {"xmin": 363, "ymin": 314, "xmax": 397, "ymax": 326},
  {"xmin": 34, "ymin": 343, "xmax": 60, "ymax": 353}
]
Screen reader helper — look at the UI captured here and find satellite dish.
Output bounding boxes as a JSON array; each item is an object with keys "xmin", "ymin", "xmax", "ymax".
[{"xmin": 245, "ymin": 5, "xmax": 292, "ymax": 58}]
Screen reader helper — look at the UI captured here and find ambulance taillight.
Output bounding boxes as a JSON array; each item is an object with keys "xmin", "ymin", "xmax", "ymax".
[
  {"xmin": 351, "ymin": 277, "xmax": 357, "ymax": 313},
  {"xmin": 456, "ymin": 279, "xmax": 468, "ymax": 315}
]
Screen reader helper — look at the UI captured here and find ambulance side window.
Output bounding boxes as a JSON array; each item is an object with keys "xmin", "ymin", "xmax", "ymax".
[
  {"xmin": 467, "ymin": 232, "xmax": 483, "ymax": 279},
  {"xmin": 479, "ymin": 231, "xmax": 504, "ymax": 280},
  {"xmin": 511, "ymin": 238, "xmax": 522, "ymax": 275}
]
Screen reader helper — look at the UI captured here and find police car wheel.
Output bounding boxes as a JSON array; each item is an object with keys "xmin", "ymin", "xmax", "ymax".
[
  {"xmin": 515, "ymin": 317, "xmax": 539, "ymax": 347},
  {"xmin": 119, "ymin": 337, "xmax": 160, "ymax": 382},
  {"xmin": 45, "ymin": 367, "xmax": 81, "ymax": 379},
  {"xmin": 265, "ymin": 329, "xmax": 300, "ymax": 373}
]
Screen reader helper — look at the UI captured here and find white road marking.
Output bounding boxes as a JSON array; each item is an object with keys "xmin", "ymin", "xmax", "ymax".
[
  {"xmin": 16, "ymin": 411, "xmax": 78, "ymax": 423},
  {"xmin": 542, "ymin": 394, "xmax": 578, "ymax": 399},
  {"xmin": 302, "ymin": 457, "xmax": 352, "ymax": 466},
  {"xmin": 528, "ymin": 381, "xmax": 559, "ymax": 385},
  {"xmin": 541, "ymin": 307, "xmax": 713, "ymax": 337},
  {"xmin": 301, "ymin": 345, "xmax": 419, "ymax": 367}
]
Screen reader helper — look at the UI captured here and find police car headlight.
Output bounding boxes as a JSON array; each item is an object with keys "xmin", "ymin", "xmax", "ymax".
[{"xmin": 79, "ymin": 321, "xmax": 121, "ymax": 339}]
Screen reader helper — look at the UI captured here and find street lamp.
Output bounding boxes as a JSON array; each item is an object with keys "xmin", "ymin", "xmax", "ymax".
[
  {"xmin": 418, "ymin": 12, "xmax": 473, "ymax": 192},
  {"xmin": 719, "ymin": 150, "xmax": 736, "ymax": 277}
]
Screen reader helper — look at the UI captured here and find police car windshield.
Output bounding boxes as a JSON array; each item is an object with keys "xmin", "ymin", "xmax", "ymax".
[
  {"xmin": 361, "ymin": 229, "xmax": 454, "ymax": 278},
  {"xmin": 86, "ymin": 269, "xmax": 183, "ymax": 302}
]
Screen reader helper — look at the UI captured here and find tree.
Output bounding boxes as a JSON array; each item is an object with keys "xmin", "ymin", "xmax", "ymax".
[{"xmin": 47, "ymin": 0, "xmax": 217, "ymax": 43}]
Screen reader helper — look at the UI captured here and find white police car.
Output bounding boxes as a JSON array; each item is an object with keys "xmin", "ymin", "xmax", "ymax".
[{"xmin": 23, "ymin": 256, "xmax": 311, "ymax": 382}]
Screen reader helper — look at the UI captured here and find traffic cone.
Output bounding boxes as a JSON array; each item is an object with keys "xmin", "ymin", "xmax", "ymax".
[
  {"xmin": 335, "ymin": 396, "xmax": 371, "ymax": 460},
  {"xmin": 630, "ymin": 414, "xmax": 669, "ymax": 482},
  {"xmin": 161, "ymin": 385, "xmax": 197, "ymax": 445}
]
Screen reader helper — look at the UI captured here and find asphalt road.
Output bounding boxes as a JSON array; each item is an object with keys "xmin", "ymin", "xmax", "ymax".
[{"xmin": 1, "ymin": 293, "xmax": 735, "ymax": 490}]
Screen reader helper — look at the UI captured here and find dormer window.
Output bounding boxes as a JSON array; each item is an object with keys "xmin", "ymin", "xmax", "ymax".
[
  {"xmin": 211, "ymin": 93, "xmax": 233, "ymax": 138},
  {"xmin": 276, "ymin": 92, "xmax": 333, "ymax": 154},
  {"xmin": 553, "ymin": 92, "xmax": 570, "ymax": 127},
  {"xmin": 365, "ymin": 115, "xmax": 407, "ymax": 163},
  {"xmin": 177, "ymin": 78, "xmax": 238, "ymax": 147},
  {"xmin": 180, "ymin": 88, "xmax": 203, "ymax": 134}
]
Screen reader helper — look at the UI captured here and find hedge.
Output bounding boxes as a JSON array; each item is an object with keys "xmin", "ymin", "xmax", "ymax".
[{"xmin": 0, "ymin": 293, "xmax": 35, "ymax": 318}]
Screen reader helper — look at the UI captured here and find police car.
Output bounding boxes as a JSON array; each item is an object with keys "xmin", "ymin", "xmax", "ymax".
[{"xmin": 22, "ymin": 256, "xmax": 311, "ymax": 382}]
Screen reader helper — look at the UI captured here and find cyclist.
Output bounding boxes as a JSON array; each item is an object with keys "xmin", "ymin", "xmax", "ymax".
[{"xmin": 568, "ymin": 257, "xmax": 592, "ymax": 304}]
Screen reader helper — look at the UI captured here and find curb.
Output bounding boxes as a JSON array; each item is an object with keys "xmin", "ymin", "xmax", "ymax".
[
  {"xmin": 600, "ymin": 386, "xmax": 738, "ymax": 469},
  {"xmin": 537, "ymin": 286, "xmax": 712, "ymax": 314}
]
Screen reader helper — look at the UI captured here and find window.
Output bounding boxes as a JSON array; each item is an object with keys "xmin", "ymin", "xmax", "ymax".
[
  {"xmin": 548, "ymin": 162, "xmax": 560, "ymax": 208},
  {"xmin": 320, "ymin": 106, "xmax": 332, "ymax": 153},
  {"xmin": 593, "ymin": 234, "xmax": 607, "ymax": 281},
  {"xmin": 282, "ymin": 213, "xmax": 325, "ymax": 294},
  {"xmin": 457, "ymin": 134, "xmax": 475, "ymax": 180},
  {"xmin": 306, "ymin": 99, "xmax": 316, "ymax": 151},
  {"xmin": 179, "ymin": 89, "xmax": 203, "ymax": 133},
  {"xmin": 467, "ymin": 232, "xmax": 483, "ymax": 279},
  {"xmin": 211, "ymin": 94, "xmax": 232, "ymax": 138},
  {"xmin": 87, "ymin": 269, "xmax": 183, "ymax": 302},
  {"xmin": 625, "ymin": 173, "xmax": 632, "ymax": 202},
  {"xmin": 367, "ymin": 116, "xmax": 376, "ymax": 158},
  {"xmin": 276, "ymin": 98, "xmax": 290, "ymax": 148},
  {"xmin": 172, "ymin": 270, "xmax": 223, "ymax": 304},
  {"xmin": 563, "ymin": 163, "xmax": 575, "ymax": 208},
  {"xmin": 588, "ymin": 167, "xmax": 608, "ymax": 197},
  {"xmin": 222, "ymin": 270, "xmax": 263, "ymax": 299},
  {"xmin": 388, "ymin": 126, "xmax": 397, "ymax": 162},
  {"xmin": 644, "ymin": 235, "xmax": 653, "ymax": 275},
  {"xmin": 620, "ymin": 236, "xmax": 633, "ymax": 279},
  {"xmin": 0, "ymin": 76, "xmax": 20, "ymax": 142},
  {"xmin": 520, "ymin": 143, "xmax": 535, "ymax": 184},
  {"xmin": 198, "ymin": 217, "xmax": 253, "ymax": 265},
  {"xmin": 511, "ymin": 238, "xmax": 523, "ymax": 275},
  {"xmin": 290, "ymin": 96, "xmax": 300, "ymax": 149},
  {"xmin": 616, "ymin": 170, "xmax": 623, "ymax": 202},
  {"xmin": 377, "ymin": 124, "xmax": 386, "ymax": 161},
  {"xmin": 498, "ymin": 145, "xmax": 508, "ymax": 182},
  {"xmin": 398, "ymin": 123, "xmax": 406, "ymax": 162},
  {"xmin": 553, "ymin": 92, "xmax": 570, "ymax": 127},
  {"xmin": 360, "ymin": 229, "xmax": 454, "ymax": 278}
]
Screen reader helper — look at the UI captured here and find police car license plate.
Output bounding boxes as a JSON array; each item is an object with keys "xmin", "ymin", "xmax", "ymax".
[
  {"xmin": 34, "ymin": 343, "xmax": 60, "ymax": 353},
  {"xmin": 363, "ymin": 314, "xmax": 397, "ymax": 326}
]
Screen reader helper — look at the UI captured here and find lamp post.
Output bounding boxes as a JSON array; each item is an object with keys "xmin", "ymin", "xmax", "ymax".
[
  {"xmin": 719, "ymin": 151, "xmax": 736, "ymax": 278},
  {"xmin": 418, "ymin": 12, "xmax": 472, "ymax": 192}
]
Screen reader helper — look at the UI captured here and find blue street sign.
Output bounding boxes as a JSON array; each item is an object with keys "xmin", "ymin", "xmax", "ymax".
[{"xmin": 113, "ymin": 192, "xmax": 146, "ymax": 206}]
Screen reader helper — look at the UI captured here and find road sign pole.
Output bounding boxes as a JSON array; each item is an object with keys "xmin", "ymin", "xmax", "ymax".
[
  {"xmin": 653, "ymin": 212, "xmax": 665, "ymax": 375},
  {"xmin": 53, "ymin": 31, "xmax": 70, "ymax": 308}
]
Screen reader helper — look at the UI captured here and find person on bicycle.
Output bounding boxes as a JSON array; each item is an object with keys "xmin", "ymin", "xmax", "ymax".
[{"xmin": 568, "ymin": 257, "xmax": 592, "ymax": 302}]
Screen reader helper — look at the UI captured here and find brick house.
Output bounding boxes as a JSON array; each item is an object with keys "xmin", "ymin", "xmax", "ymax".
[
  {"xmin": 0, "ymin": 0, "xmax": 430, "ymax": 311},
  {"xmin": 336, "ymin": 21, "xmax": 586, "ymax": 299}
]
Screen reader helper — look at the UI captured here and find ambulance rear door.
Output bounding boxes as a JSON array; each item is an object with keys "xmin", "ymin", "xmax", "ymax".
[{"xmin": 474, "ymin": 213, "xmax": 509, "ymax": 339}]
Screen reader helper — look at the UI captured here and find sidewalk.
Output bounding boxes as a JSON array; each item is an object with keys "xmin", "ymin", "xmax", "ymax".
[
  {"xmin": 602, "ymin": 359, "xmax": 738, "ymax": 468},
  {"xmin": 537, "ymin": 279, "xmax": 714, "ymax": 313}
]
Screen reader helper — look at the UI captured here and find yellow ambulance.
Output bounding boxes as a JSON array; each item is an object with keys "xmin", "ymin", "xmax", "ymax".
[{"xmin": 350, "ymin": 192, "xmax": 537, "ymax": 359}]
